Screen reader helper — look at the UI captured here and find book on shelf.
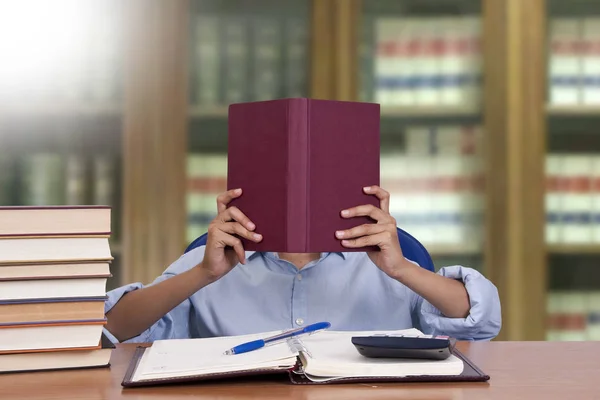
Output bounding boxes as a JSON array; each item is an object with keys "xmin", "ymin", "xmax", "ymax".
[
  {"xmin": 190, "ymin": 10, "xmax": 308, "ymax": 109},
  {"xmin": 0, "ymin": 206, "xmax": 114, "ymax": 373},
  {"xmin": 547, "ymin": 290, "xmax": 600, "ymax": 341},
  {"xmin": 227, "ymin": 98, "xmax": 380, "ymax": 253},
  {"xmin": 186, "ymin": 154, "xmax": 227, "ymax": 244},
  {"xmin": 252, "ymin": 16, "xmax": 282, "ymax": 101},
  {"xmin": 122, "ymin": 328, "xmax": 488, "ymax": 387},
  {"xmin": 284, "ymin": 16, "xmax": 309, "ymax": 99},
  {"xmin": 545, "ymin": 153, "xmax": 600, "ymax": 244},
  {"xmin": 372, "ymin": 15, "xmax": 481, "ymax": 109},
  {"xmin": 193, "ymin": 14, "xmax": 220, "ymax": 106},
  {"xmin": 548, "ymin": 17, "xmax": 600, "ymax": 107},
  {"xmin": 582, "ymin": 18, "xmax": 600, "ymax": 105},
  {"xmin": 221, "ymin": 15, "xmax": 249, "ymax": 104},
  {"xmin": 382, "ymin": 124, "xmax": 484, "ymax": 250}
]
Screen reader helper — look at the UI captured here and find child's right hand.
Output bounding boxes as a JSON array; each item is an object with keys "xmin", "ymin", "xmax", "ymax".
[{"xmin": 198, "ymin": 188, "xmax": 262, "ymax": 281}]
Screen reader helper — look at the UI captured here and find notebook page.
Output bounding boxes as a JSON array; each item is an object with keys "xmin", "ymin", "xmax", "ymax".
[
  {"xmin": 132, "ymin": 332, "xmax": 298, "ymax": 382},
  {"xmin": 299, "ymin": 330, "xmax": 464, "ymax": 382}
]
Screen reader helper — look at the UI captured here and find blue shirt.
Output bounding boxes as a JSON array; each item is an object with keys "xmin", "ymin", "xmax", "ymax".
[{"xmin": 103, "ymin": 246, "xmax": 501, "ymax": 343}]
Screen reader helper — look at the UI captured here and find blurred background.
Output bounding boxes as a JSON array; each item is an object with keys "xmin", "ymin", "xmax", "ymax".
[{"xmin": 0, "ymin": 0, "xmax": 599, "ymax": 342}]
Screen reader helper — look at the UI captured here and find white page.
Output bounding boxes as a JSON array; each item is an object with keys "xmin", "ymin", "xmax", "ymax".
[
  {"xmin": 298, "ymin": 329, "xmax": 464, "ymax": 382},
  {"xmin": 134, "ymin": 332, "xmax": 298, "ymax": 381}
]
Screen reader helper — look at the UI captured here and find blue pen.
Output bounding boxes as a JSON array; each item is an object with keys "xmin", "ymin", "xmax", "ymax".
[{"xmin": 224, "ymin": 321, "xmax": 331, "ymax": 355}]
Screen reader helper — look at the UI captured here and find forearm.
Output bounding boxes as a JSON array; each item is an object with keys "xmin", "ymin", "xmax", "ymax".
[
  {"xmin": 105, "ymin": 264, "xmax": 215, "ymax": 342},
  {"xmin": 392, "ymin": 261, "xmax": 470, "ymax": 318}
]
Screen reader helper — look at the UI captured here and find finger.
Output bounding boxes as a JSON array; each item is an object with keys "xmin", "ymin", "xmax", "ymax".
[
  {"xmin": 219, "ymin": 206, "xmax": 255, "ymax": 231},
  {"xmin": 218, "ymin": 231, "xmax": 246, "ymax": 264},
  {"xmin": 341, "ymin": 231, "xmax": 394, "ymax": 249},
  {"xmin": 363, "ymin": 185, "xmax": 390, "ymax": 214},
  {"xmin": 221, "ymin": 222, "xmax": 263, "ymax": 242},
  {"xmin": 341, "ymin": 204, "xmax": 389, "ymax": 223},
  {"xmin": 216, "ymin": 188, "xmax": 242, "ymax": 213},
  {"xmin": 335, "ymin": 223, "xmax": 388, "ymax": 240}
]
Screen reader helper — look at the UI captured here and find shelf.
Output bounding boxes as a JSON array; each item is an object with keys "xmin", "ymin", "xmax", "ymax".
[
  {"xmin": 189, "ymin": 105, "xmax": 228, "ymax": 118},
  {"xmin": 546, "ymin": 105, "xmax": 600, "ymax": 117},
  {"xmin": 547, "ymin": 244, "xmax": 600, "ymax": 254},
  {"xmin": 4, "ymin": 103, "xmax": 123, "ymax": 118},
  {"xmin": 380, "ymin": 105, "xmax": 480, "ymax": 118},
  {"xmin": 188, "ymin": 105, "xmax": 482, "ymax": 119}
]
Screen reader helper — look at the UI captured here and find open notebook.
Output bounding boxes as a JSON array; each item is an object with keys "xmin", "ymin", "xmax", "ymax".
[{"xmin": 122, "ymin": 328, "xmax": 489, "ymax": 387}]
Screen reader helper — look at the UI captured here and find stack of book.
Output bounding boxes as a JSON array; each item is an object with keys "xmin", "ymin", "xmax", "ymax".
[{"xmin": 0, "ymin": 206, "xmax": 114, "ymax": 373}]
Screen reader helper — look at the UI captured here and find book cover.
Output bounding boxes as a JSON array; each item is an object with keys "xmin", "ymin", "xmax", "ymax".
[{"xmin": 228, "ymin": 98, "xmax": 380, "ymax": 253}]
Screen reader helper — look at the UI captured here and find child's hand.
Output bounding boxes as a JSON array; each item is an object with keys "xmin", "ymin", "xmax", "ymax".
[
  {"xmin": 199, "ymin": 188, "xmax": 262, "ymax": 281},
  {"xmin": 336, "ymin": 185, "xmax": 414, "ymax": 280}
]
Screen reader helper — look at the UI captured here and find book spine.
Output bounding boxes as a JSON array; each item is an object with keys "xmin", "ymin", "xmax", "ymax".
[
  {"xmin": 593, "ymin": 155, "xmax": 600, "ymax": 243},
  {"xmin": 587, "ymin": 291, "xmax": 600, "ymax": 340},
  {"xmin": 252, "ymin": 16, "xmax": 282, "ymax": 101},
  {"xmin": 463, "ymin": 16, "xmax": 482, "ymax": 107},
  {"xmin": 439, "ymin": 17, "xmax": 462, "ymax": 105},
  {"xmin": 414, "ymin": 19, "xmax": 439, "ymax": 106},
  {"xmin": 374, "ymin": 18, "xmax": 395, "ymax": 105},
  {"xmin": 284, "ymin": 16, "xmax": 308, "ymax": 98},
  {"xmin": 546, "ymin": 290, "xmax": 562, "ymax": 341},
  {"xmin": 358, "ymin": 13, "xmax": 375, "ymax": 102},
  {"xmin": 65, "ymin": 155, "xmax": 87, "ymax": 206},
  {"xmin": 545, "ymin": 154, "xmax": 563, "ymax": 244},
  {"xmin": 193, "ymin": 15, "xmax": 221, "ymax": 106},
  {"xmin": 405, "ymin": 126, "xmax": 433, "ymax": 244},
  {"xmin": 582, "ymin": 18, "xmax": 600, "ymax": 105},
  {"xmin": 221, "ymin": 15, "xmax": 249, "ymax": 104},
  {"xmin": 549, "ymin": 18, "xmax": 582, "ymax": 105},
  {"xmin": 287, "ymin": 99, "xmax": 309, "ymax": 252},
  {"xmin": 558, "ymin": 292, "xmax": 588, "ymax": 341},
  {"xmin": 561, "ymin": 155, "xmax": 593, "ymax": 244}
]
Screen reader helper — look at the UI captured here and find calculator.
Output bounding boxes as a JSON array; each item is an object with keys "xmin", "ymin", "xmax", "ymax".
[{"xmin": 351, "ymin": 335, "xmax": 455, "ymax": 360}]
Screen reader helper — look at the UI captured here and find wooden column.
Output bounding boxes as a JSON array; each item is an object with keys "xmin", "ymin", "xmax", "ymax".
[
  {"xmin": 310, "ymin": 0, "xmax": 359, "ymax": 100},
  {"xmin": 122, "ymin": 0, "xmax": 189, "ymax": 284},
  {"xmin": 483, "ymin": 0, "xmax": 547, "ymax": 340}
]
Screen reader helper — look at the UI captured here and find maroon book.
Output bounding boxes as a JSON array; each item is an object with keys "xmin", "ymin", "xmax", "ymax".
[{"xmin": 227, "ymin": 98, "xmax": 380, "ymax": 252}]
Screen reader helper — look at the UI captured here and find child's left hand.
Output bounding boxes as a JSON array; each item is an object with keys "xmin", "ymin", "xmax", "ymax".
[{"xmin": 336, "ymin": 185, "xmax": 415, "ymax": 279}]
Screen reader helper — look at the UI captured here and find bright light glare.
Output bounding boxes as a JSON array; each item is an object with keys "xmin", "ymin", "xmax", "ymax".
[{"xmin": 0, "ymin": 0, "xmax": 95, "ymax": 101}]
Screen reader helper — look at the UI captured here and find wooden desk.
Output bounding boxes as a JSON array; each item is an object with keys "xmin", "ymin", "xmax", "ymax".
[{"xmin": 1, "ymin": 341, "xmax": 600, "ymax": 399}]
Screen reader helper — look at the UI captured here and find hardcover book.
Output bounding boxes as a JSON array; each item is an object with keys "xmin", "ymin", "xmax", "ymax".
[{"xmin": 227, "ymin": 98, "xmax": 380, "ymax": 253}]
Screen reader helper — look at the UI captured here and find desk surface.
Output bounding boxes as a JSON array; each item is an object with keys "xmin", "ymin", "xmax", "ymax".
[{"xmin": 1, "ymin": 341, "xmax": 600, "ymax": 400}]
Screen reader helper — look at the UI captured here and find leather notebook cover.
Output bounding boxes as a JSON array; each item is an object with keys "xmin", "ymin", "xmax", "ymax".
[
  {"xmin": 121, "ymin": 347, "xmax": 489, "ymax": 388},
  {"xmin": 288, "ymin": 348, "xmax": 490, "ymax": 384},
  {"xmin": 228, "ymin": 98, "xmax": 380, "ymax": 253}
]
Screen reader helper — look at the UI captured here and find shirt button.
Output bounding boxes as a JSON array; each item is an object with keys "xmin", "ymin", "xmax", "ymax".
[
  {"xmin": 295, "ymin": 318, "xmax": 304, "ymax": 326},
  {"xmin": 297, "ymin": 274, "xmax": 302, "ymax": 281}
]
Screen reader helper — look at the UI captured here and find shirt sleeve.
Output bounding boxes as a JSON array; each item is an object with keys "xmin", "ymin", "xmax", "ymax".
[
  {"xmin": 103, "ymin": 246, "xmax": 208, "ymax": 344},
  {"xmin": 411, "ymin": 265, "xmax": 502, "ymax": 341}
]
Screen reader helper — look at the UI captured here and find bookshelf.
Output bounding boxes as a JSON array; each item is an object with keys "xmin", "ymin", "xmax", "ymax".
[{"xmin": 544, "ymin": 0, "xmax": 600, "ymax": 342}]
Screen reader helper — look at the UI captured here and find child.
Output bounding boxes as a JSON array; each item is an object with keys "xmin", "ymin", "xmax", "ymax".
[{"xmin": 104, "ymin": 186, "xmax": 501, "ymax": 343}]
